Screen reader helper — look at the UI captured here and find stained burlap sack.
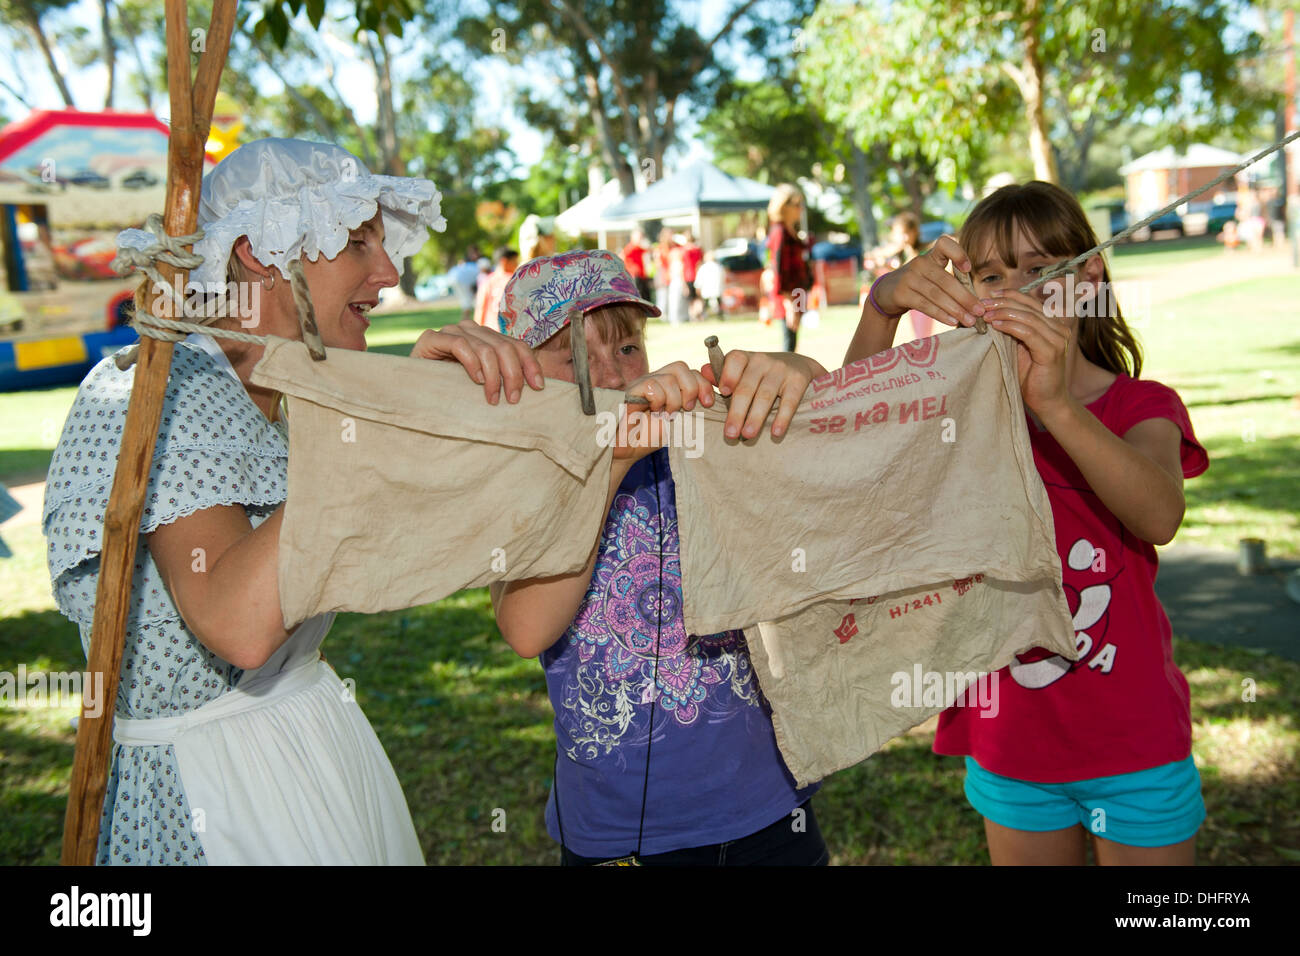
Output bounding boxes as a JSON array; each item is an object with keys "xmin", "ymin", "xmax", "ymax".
[
  {"xmin": 667, "ymin": 329, "xmax": 1067, "ymax": 633},
  {"xmin": 253, "ymin": 329, "xmax": 1074, "ymax": 785},
  {"xmin": 751, "ymin": 578, "xmax": 1075, "ymax": 787},
  {"xmin": 250, "ymin": 336, "xmax": 621, "ymax": 627},
  {"xmin": 665, "ymin": 329, "xmax": 1077, "ymax": 785}
]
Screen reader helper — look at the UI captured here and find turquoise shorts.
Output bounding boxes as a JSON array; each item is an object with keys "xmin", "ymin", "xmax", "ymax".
[{"xmin": 963, "ymin": 755, "xmax": 1205, "ymax": 848}]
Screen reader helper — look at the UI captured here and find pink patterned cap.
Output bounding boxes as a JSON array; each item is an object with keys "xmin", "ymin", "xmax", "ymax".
[{"xmin": 497, "ymin": 250, "xmax": 660, "ymax": 347}]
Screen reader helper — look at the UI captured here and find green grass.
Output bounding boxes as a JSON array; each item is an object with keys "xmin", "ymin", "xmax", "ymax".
[
  {"xmin": 1107, "ymin": 234, "xmax": 1227, "ymax": 270},
  {"xmin": 0, "ymin": 386, "xmax": 81, "ymax": 484},
  {"xmin": 1, "ymin": 245, "xmax": 1297, "ymax": 864},
  {"xmin": 1134, "ymin": 274, "xmax": 1300, "ymax": 557},
  {"xmin": 363, "ymin": 303, "xmax": 462, "ymax": 354},
  {"xmin": 3, "ymin": 584, "xmax": 1294, "ymax": 864}
]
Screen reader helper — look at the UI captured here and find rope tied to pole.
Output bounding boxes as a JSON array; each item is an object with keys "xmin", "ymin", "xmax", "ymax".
[{"xmin": 111, "ymin": 213, "xmax": 327, "ymax": 369}]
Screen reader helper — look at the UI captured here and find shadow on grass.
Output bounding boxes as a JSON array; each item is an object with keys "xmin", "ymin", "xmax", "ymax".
[
  {"xmin": 366, "ymin": 342, "xmax": 415, "ymax": 358},
  {"xmin": 1187, "ymin": 433, "xmax": 1300, "ymax": 513},
  {"xmin": 0, "ymin": 608, "xmax": 83, "ymax": 672},
  {"xmin": 3, "ymin": 599, "xmax": 1295, "ymax": 864},
  {"xmin": 1110, "ymin": 234, "xmax": 1220, "ymax": 252},
  {"xmin": 322, "ymin": 591, "xmax": 558, "ymax": 863},
  {"xmin": 0, "ymin": 721, "xmax": 71, "ymax": 865},
  {"xmin": 1, "ymin": 610, "xmax": 81, "ymax": 865},
  {"xmin": 0, "ymin": 449, "xmax": 53, "ymax": 485},
  {"xmin": 1184, "ymin": 393, "xmax": 1297, "ymax": 409}
]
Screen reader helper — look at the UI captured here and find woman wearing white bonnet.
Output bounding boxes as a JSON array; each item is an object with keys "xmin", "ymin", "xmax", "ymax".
[{"xmin": 42, "ymin": 138, "xmax": 546, "ymax": 864}]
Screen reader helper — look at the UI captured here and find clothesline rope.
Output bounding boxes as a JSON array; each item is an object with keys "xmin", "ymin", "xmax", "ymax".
[{"xmin": 1021, "ymin": 128, "xmax": 1300, "ymax": 294}]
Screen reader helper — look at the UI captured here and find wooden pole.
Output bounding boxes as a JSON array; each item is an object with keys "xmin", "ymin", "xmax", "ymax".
[{"xmin": 61, "ymin": 0, "xmax": 237, "ymax": 866}]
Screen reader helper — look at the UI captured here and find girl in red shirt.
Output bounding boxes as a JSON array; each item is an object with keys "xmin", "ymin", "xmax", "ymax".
[{"xmin": 845, "ymin": 181, "xmax": 1207, "ymax": 865}]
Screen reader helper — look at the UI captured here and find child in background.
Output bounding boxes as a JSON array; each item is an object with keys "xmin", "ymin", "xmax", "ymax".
[
  {"xmin": 652, "ymin": 228, "xmax": 676, "ymax": 321},
  {"xmin": 866, "ymin": 212, "xmax": 937, "ymax": 339},
  {"xmin": 621, "ymin": 227, "xmax": 652, "ymax": 301},
  {"xmin": 847, "ymin": 181, "xmax": 1208, "ymax": 865},
  {"xmin": 483, "ymin": 250, "xmax": 830, "ymax": 865},
  {"xmin": 694, "ymin": 251, "xmax": 725, "ymax": 319},
  {"xmin": 474, "ymin": 246, "xmax": 518, "ymax": 327}
]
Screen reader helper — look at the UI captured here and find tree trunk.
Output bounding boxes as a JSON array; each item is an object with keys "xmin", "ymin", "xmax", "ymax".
[
  {"xmin": 364, "ymin": 29, "xmax": 415, "ymax": 296},
  {"xmin": 899, "ymin": 162, "xmax": 926, "ymax": 219},
  {"xmin": 125, "ymin": 29, "xmax": 154, "ymax": 111},
  {"xmin": 640, "ymin": 68, "xmax": 661, "ymax": 187},
  {"xmin": 20, "ymin": 0, "xmax": 75, "ymax": 107},
  {"xmin": 100, "ymin": 0, "xmax": 116, "ymax": 108},
  {"xmin": 847, "ymin": 141, "xmax": 880, "ymax": 252},
  {"xmin": 116, "ymin": 2, "xmax": 156, "ymax": 111},
  {"xmin": 367, "ymin": 29, "xmax": 401, "ymax": 177},
  {"xmin": 579, "ymin": 56, "xmax": 634, "ymax": 195},
  {"xmin": 1019, "ymin": 3, "xmax": 1059, "ymax": 184},
  {"xmin": 0, "ymin": 75, "xmax": 34, "ymax": 108}
]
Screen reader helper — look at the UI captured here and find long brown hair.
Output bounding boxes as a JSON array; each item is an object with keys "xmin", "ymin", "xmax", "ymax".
[{"xmin": 959, "ymin": 181, "xmax": 1143, "ymax": 378}]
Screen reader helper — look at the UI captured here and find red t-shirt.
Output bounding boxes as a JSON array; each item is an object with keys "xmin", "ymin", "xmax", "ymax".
[
  {"xmin": 622, "ymin": 243, "xmax": 647, "ymax": 278},
  {"xmin": 681, "ymin": 244, "xmax": 703, "ymax": 282},
  {"xmin": 766, "ymin": 224, "xmax": 810, "ymax": 296},
  {"xmin": 932, "ymin": 374, "xmax": 1209, "ymax": 782}
]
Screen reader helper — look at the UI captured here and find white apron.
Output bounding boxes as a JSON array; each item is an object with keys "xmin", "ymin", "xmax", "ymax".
[{"xmin": 113, "ymin": 615, "xmax": 425, "ymax": 866}]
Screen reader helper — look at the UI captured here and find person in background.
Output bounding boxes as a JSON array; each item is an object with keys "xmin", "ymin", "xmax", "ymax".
[
  {"xmin": 694, "ymin": 250, "xmax": 725, "ymax": 320},
  {"xmin": 1263, "ymin": 187, "xmax": 1287, "ymax": 248},
  {"xmin": 680, "ymin": 230, "xmax": 704, "ymax": 320},
  {"xmin": 666, "ymin": 233, "xmax": 690, "ymax": 326},
  {"xmin": 867, "ymin": 212, "xmax": 937, "ymax": 339},
  {"xmin": 450, "ymin": 247, "xmax": 482, "ymax": 323},
  {"xmin": 652, "ymin": 228, "xmax": 677, "ymax": 322},
  {"xmin": 519, "ymin": 214, "xmax": 557, "ymax": 263},
  {"xmin": 475, "ymin": 246, "xmax": 519, "ymax": 327},
  {"xmin": 1235, "ymin": 187, "xmax": 1266, "ymax": 254},
  {"xmin": 621, "ymin": 227, "xmax": 652, "ymax": 302},
  {"xmin": 765, "ymin": 184, "xmax": 812, "ymax": 352}
]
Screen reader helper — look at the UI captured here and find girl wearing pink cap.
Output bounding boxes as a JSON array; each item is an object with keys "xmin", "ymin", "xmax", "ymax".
[{"xmin": 425, "ymin": 248, "xmax": 832, "ymax": 865}]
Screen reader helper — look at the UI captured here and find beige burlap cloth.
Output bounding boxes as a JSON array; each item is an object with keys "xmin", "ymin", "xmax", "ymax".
[
  {"xmin": 253, "ymin": 329, "xmax": 1076, "ymax": 785},
  {"xmin": 666, "ymin": 329, "xmax": 1076, "ymax": 785},
  {"xmin": 251, "ymin": 336, "xmax": 621, "ymax": 625}
]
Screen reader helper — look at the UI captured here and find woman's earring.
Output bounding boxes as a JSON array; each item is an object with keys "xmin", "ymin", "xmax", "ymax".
[{"xmin": 262, "ymin": 270, "xmax": 277, "ymax": 291}]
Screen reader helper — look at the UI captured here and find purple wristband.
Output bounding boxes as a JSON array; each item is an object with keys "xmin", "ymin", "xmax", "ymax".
[{"xmin": 868, "ymin": 276, "xmax": 905, "ymax": 319}]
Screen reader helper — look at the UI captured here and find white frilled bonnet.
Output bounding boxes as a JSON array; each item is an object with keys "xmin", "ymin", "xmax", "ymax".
[{"xmin": 119, "ymin": 138, "xmax": 446, "ymax": 285}]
